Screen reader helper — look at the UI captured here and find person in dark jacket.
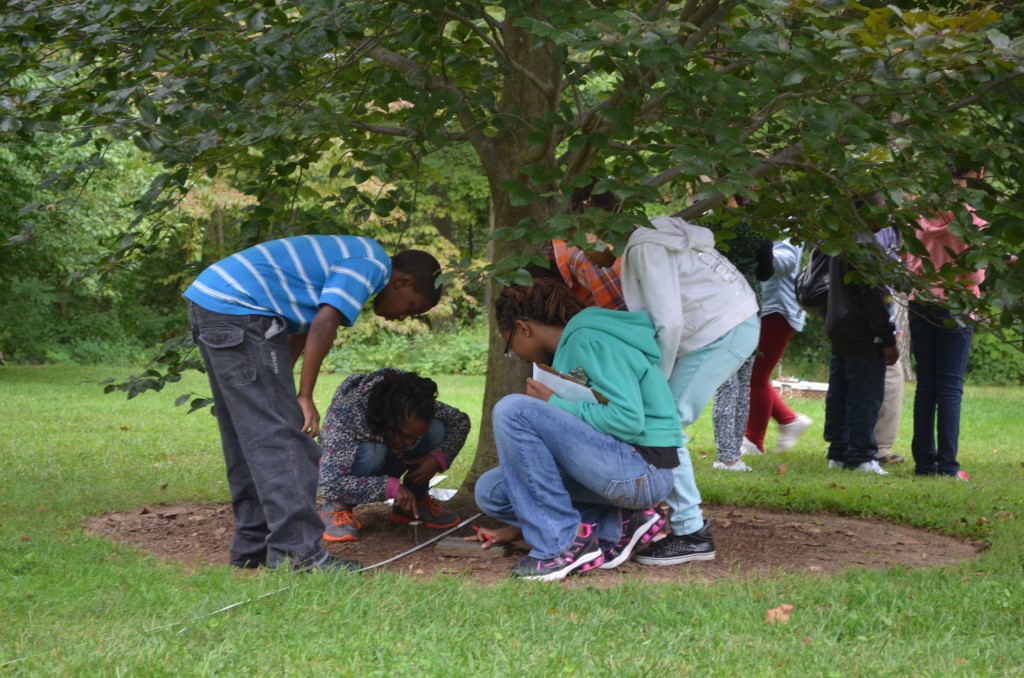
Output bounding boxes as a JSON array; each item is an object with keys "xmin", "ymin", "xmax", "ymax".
[{"xmin": 823, "ymin": 210, "xmax": 900, "ymax": 475}]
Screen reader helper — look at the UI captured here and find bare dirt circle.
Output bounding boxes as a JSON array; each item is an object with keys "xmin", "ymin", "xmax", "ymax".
[{"xmin": 84, "ymin": 502, "xmax": 981, "ymax": 585}]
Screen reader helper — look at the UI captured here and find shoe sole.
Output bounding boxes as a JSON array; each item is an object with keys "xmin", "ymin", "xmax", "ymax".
[
  {"xmin": 514, "ymin": 549, "xmax": 604, "ymax": 581},
  {"xmin": 599, "ymin": 513, "xmax": 664, "ymax": 570},
  {"xmin": 389, "ymin": 513, "xmax": 461, "ymax": 529},
  {"xmin": 634, "ymin": 550, "xmax": 716, "ymax": 566},
  {"xmin": 322, "ymin": 531, "xmax": 358, "ymax": 543},
  {"xmin": 774, "ymin": 417, "xmax": 812, "ymax": 452}
]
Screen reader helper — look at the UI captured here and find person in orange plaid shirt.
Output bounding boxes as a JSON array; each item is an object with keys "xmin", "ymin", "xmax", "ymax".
[{"xmin": 549, "ymin": 239, "xmax": 627, "ymax": 311}]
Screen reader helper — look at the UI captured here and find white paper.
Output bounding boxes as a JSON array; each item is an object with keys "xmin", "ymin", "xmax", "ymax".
[{"xmin": 532, "ymin": 363, "xmax": 599, "ymax": 404}]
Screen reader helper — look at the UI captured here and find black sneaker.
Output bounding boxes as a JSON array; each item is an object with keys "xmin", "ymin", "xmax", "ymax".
[
  {"xmin": 599, "ymin": 508, "xmax": 665, "ymax": 570},
  {"xmin": 510, "ymin": 523, "xmax": 604, "ymax": 581},
  {"xmin": 634, "ymin": 519, "xmax": 715, "ymax": 566}
]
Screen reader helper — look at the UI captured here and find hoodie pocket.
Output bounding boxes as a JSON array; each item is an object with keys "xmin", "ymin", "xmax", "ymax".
[{"xmin": 198, "ymin": 328, "xmax": 256, "ymax": 385}]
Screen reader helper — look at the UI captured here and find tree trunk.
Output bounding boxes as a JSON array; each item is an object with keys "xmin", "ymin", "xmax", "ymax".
[{"xmin": 456, "ymin": 5, "xmax": 563, "ymax": 502}]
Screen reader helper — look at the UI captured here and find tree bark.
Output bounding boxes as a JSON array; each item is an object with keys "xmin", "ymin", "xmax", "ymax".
[{"xmin": 457, "ymin": 5, "xmax": 563, "ymax": 500}]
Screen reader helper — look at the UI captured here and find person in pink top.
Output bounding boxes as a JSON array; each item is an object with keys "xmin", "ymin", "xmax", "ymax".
[{"xmin": 904, "ymin": 163, "xmax": 988, "ymax": 481}]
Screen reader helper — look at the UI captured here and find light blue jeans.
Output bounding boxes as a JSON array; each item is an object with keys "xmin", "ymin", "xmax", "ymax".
[
  {"xmin": 475, "ymin": 395, "xmax": 674, "ymax": 559},
  {"xmin": 666, "ymin": 315, "xmax": 760, "ymax": 535}
]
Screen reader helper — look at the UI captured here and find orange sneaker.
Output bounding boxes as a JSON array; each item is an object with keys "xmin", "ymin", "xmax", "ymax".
[
  {"xmin": 321, "ymin": 504, "xmax": 361, "ymax": 542},
  {"xmin": 390, "ymin": 495, "xmax": 461, "ymax": 529}
]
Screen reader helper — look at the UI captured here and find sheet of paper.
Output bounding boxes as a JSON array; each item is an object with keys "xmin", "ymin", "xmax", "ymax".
[{"xmin": 532, "ymin": 363, "xmax": 600, "ymax": 404}]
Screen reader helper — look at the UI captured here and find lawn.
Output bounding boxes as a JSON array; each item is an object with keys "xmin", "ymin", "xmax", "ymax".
[{"xmin": 1, "ymin": 365, "xmax": 1022, "ymax": 675}]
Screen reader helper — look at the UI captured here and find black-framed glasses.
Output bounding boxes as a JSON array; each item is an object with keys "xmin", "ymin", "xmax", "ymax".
[{"xmin": 502, "ymin": 323, "xmax": 517, "ymax": 358}]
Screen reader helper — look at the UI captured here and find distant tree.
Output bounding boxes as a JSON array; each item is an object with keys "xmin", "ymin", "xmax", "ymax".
[{"xmin": 2, "ymin": 1, "xmax": 1022, "ymax": 486}]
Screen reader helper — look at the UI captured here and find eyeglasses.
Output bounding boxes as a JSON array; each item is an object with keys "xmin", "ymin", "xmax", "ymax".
[{"xmin": 502, "ymin": 323, "xmax": 517, "ymax": 358}]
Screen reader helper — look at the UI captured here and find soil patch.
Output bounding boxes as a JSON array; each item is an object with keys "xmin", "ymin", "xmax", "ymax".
[{"xmin": 84, "ymin": 503, "xmax": 982, "ymax": 585}]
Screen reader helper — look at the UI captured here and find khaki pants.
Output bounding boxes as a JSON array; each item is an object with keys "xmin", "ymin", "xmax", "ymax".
[{"xmin": 874, "ymin": 356, "xmax": 905, "ymax": 457}]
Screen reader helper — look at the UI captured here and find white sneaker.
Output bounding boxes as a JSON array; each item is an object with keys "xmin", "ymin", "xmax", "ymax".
[
  {"xmin": 854, "ymin": 460, "xmax": 889, "ymax": 475},
  {"xmin": 775, "ymin": 413, "xmax": 812, "ymax": 452},
  {"xmin": 713, "ymin": 460, "xmax": 753, "ymax": 471},
  {"xmin": 828, "ymin": 460, "xmax": 844, "ymax": 469},
  {"xmin": 740, "ymin": 437, "xmax": 762, "ymax": 456}
]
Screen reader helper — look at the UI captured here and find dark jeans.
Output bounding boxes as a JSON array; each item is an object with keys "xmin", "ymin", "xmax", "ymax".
[
  {"xmin": 188, "ymin": 302, "xmax": 327, "ymax": 569},
  {"xmin": 824, "ymin": 352, "xmax": 886, "ymax": 467},
  {"xmin": 909, "ymin": 302, "xmax": 974, "ymax": 476}
]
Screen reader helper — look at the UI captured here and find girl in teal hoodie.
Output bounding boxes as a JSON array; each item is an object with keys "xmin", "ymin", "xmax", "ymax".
[{"xmin": 469, "ymin": 280, "xmax": 689, "ymax": 581}]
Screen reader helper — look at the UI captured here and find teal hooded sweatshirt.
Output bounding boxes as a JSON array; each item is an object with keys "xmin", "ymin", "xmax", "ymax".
[{"xmin": 549, "ymin": 307, "xmax": 683, "ymax": 449}]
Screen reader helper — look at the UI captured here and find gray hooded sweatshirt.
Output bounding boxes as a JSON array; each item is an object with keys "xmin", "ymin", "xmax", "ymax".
[{"xmin": 621, "ymin": 216, "xmax": 759, "ymax": 378}]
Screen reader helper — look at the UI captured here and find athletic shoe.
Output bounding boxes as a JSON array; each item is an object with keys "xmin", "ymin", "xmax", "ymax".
[
  {"xmin": 854, "ymin": 460, "xmax": 889, "ymax": 475},
  {"xmin": 634, "ymin": 519, "xmax": 715, "ymax": 566},
  {"xmin": 321, "ymin": 503, "xmax": 361, "ymax": 543},
  {"xmin": 713, "ymin": 460, "xmax": 752, "ymax": 471},
  {"xmin": 775, "ymin": 413, "xmax": 812, "ymax": 452},
  {"xmin": 511, "ymin": 523, "xmax": 604, "ymax": 581},
  {"xmin": 390, "ymin": 494, "xmax": 461, "ymax": 529},
  {"xmin": 294, "ymin": 552, "xmax": 362, "ymax": 574},
  {"xmin": 954, "ymin": 470, "xmax": 971, "ymax": 482},
  {"xmin": 828, "ymin": 460, "xmax": 844, "ymax": 469},
  {"xmin": 876, "ymin": 454, "xmax": 905, "ymax": 465},
  {"xmin": 599, "ymin": 508, "xmax": 664, "ymax": 570},
  {"xmin": 740, "ymin": 437, "xmax": 762, "ymax": 455}
]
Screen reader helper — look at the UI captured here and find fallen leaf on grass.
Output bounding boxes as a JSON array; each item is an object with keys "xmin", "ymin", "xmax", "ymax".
[
  {"xmin": 20, "ymin": 535, "xmax": 31, "ymax": 542},
  {"xmin": 975, "ymin": 517, "xmax": 990, "ymax": 526},
  {"xmin": 766, "ymin": 603, "xmax": 793, "ymax": 625},
  {"xmin": 777, "ymin": 463, "xmax": 788, "ymax": 475}
]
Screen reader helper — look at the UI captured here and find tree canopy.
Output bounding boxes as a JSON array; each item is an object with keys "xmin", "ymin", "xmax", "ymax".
[{"xmin": 3, "ymin": 0, "xmax": 1023, "ymax": 478}]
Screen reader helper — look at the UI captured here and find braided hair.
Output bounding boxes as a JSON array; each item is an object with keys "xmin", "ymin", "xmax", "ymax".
[
  {"xmin": 366, "ymin": 371, "xmax": 438, "ymax": 437},
  {"xmin": 494, "ymin": 279, "xmax": 585, "ymax": 334}
]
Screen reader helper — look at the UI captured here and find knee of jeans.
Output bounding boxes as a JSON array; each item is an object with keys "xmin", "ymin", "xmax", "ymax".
[
  {"xmin": 474, "ymin": 467, "xmax": 510, "ymax": 514},
  {"xmin": 350, "ymin": 441, "xmax": 389, "ymax": 477},
  {"xmin": 492, "ymin": 393, "xmax": 529, "ymax": 429}
]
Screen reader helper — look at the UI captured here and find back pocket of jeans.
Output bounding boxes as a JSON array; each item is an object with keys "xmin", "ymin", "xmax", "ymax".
[
  {"xmin": 603, "ymin": 475, "xmax": 655, "ymax": 509},
  {"xmin": 198, "ymin": 329, "xmax": 256, "ymax": 385}
]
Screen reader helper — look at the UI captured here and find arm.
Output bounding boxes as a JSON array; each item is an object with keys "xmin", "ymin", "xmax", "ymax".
[
  {"xmin": 548, "ymin": 337, "xmax": 647, "ymax": 440},
  {"xmin": 318, "ymin": 403, "xmax": 391, "ymax": 506},
  {"xmin": 429, "ymin": 401, "xmax": 471, "ymax": 470},
  {"xmin": 289, "ymin": 333, "xmax": 308, "ymax": 365},
  {"xmin": 771, "ymin": 240, "xmax": 801, "ymax": 279},
  {"xmin": 623, "ymin": 244, "xmax": 683, "ymax": 379},
  {"xmin": 296, "ymin": 304, "xmax": 344, "ymax": 437}
]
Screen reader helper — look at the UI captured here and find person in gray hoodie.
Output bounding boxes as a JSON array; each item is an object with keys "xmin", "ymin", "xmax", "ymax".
[{"xmin": 577, "ymin": 190, "xmax": 759, "ymax": 566}]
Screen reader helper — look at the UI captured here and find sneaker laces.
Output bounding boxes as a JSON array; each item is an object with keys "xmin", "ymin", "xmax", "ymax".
[
  {"xmin": 331, "ymin": 510, "xmax": 361, "ymax": 529},
  {"xmin": 418, "ymin": 494, "xmax": 445, "ymax": 518}
]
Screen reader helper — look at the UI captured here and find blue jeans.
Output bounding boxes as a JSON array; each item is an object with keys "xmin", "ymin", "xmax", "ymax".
[
  {"xmin": 823, "ymin": 352, "xmax": 886, "ymax": 466},
  {"xmin": 188, "ymin": 302, "xmax": 326, "ymax": 569},
  {"xmin": 909, "ymin": 303, "xmax": 973, "ymax": 476},
  {"xmin": 475, "ymin": 395, "xmax": 674, "ymax": 559},
  {"xmin": 349, "ymin": 419, "xmax": 445, "ymax": 501},
  {"xmin": 666, "ymin": 315, "xmax": 759, "ymax": 534}
]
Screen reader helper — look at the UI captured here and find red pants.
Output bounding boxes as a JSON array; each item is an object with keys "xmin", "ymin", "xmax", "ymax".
[{"xmin": 745, "ymin": 313, "xmax": 799, "ymax": 450}]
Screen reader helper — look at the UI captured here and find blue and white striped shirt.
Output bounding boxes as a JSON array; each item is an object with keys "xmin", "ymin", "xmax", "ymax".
[{"xmin": 183, "ymin": 235, "xmax": 391, "ymax": 332}]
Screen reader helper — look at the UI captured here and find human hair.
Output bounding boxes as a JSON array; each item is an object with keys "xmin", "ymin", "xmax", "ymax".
[
  {"xmin": 569, "ymin": 181, "xmax": 622, "ymax": 214},
  {"xmin": 494, "ymin": 279, "xmax": 585, "ymax": 333},
  {"xmin": 947, "ymin": 151, "xmax": 982, "ymax": 179},
  {"xmin": 366, "ymin": 370, "xmax": 438, "ymax": 437},
  {"xmin": 391, "ymin": 249, "xmax": 443, "ymax": 305}
]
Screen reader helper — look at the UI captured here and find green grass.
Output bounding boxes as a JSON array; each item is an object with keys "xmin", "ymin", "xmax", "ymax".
[{"xmin": 2, "ymin": 366, "xmax": 1023, "ymax": 675}]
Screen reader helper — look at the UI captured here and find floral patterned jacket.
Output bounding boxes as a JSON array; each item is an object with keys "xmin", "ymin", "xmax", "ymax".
[{"xmin": 317, "ymin": 368, "xmax": 470, "ymax": 505}]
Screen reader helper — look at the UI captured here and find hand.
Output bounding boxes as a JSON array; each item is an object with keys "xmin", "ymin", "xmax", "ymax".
[
  {"xmin": 463, "ymin": 525, "xmax": 522, "ymax": 549},
  {"xmin": 297, "ymin": 395, "xmax": 320, "ymax": 437},
  {"xmin": 525, "ymin": 377, "xmax": 554, "ymax": 402},
  {"xmin": 394, "ymin": 485, "xmax": 418, "ymax": 518},
  {"xmin": 883, "ymin": 345, "xmax": 900, "ymax": 366},
  {"xmin": 404, "ymin": 454, "xmax": 442, "ymax": 486}
]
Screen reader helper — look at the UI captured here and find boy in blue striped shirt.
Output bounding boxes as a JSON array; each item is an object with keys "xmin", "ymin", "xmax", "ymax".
[{"xmin": 184, "ymin": 235, "xmax": 442, "ymax": 572}]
